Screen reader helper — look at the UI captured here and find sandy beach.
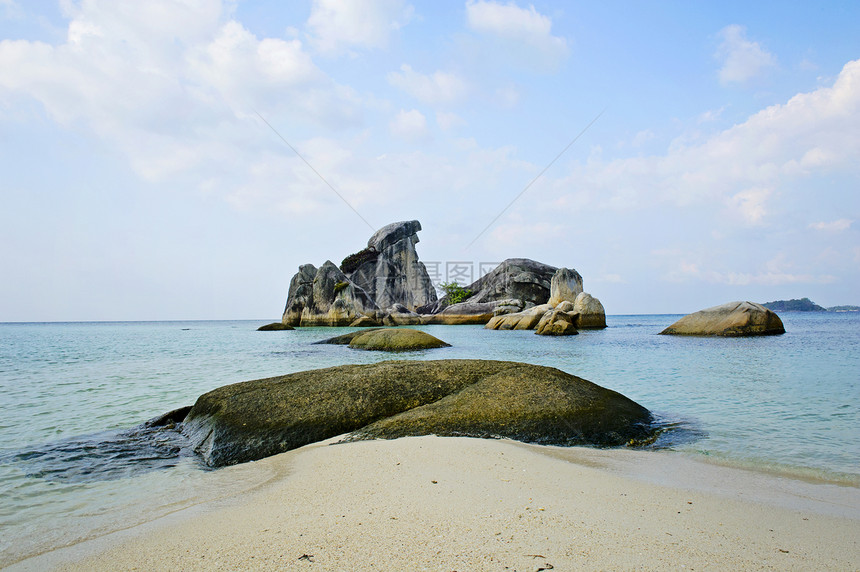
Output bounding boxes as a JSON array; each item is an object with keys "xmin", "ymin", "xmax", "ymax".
[{"xmin": 11, "ymin": 435, "xmax": 859, "ymax": 571}]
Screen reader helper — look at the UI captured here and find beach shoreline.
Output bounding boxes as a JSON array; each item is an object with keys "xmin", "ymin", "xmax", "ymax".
[{"xmin": 8, "ymin": 436, "xmax": 858, "ymax": 571}]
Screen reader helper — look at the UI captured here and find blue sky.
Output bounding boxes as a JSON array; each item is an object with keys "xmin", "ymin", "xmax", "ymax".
[{"xmin": 1, "ymin": 0, "xmax": 858, "ymax": 321}]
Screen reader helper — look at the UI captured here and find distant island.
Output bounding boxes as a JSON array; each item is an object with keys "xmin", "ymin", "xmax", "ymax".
[
  {"xmin": 762, "ymin": 298, "xmax": 860, "ymax": 312},
  {"xmin": 762, "ymin": 298, "xmax": 826, "ymax": 312}
]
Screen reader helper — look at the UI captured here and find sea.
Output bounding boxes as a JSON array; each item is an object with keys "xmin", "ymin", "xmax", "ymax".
[{"xmin": 1, "ymin": 313, "xmax": 858, "ymax": 566}]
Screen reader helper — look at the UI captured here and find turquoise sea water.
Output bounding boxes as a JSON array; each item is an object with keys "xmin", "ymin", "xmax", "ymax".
[{"xmin": 1, "ymin": 313, "xmax": 858, "ymax": 565}]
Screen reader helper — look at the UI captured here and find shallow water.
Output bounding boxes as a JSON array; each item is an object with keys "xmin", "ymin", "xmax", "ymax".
[{"xmin": 0, "ymin": 314, "xmax": 858, "ymax": 565}]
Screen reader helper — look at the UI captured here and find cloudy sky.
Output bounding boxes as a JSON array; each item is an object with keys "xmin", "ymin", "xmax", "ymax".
[{"xmin": 1, "ymin": 1, "xmax": 858, "ymax": 321}]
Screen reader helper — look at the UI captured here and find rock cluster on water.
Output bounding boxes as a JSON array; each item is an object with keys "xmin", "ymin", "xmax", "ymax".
[
  {"xmin": 280, "ymin": 220, "xmax": 606, "ymax": 330},
  {"xmin": 484, "ymin": 267, "xmax": 606, "ymax": 335},
  {"xmin": 660, "ymin": 301, "xmax": 785, "ymax": 337},
  {"xmin": 282, "ymin": 221, "xmax": 437, "ymax": 327},
  {"xmin": 177, "ymin": 360, "xmax": 655, "ymax": 467}
]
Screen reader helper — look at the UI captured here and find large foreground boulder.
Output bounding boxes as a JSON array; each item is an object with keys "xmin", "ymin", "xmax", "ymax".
[
  {"xmin": 351, "ymin": 364, "xmax": 646, "ymax": 445},
  {"xmin": 179, "ymin": 360, "xmax": 654, "ymax": 467},
  {"xmin": 660, "ymin": 301, "xmax": 785, "ymax": 337}
]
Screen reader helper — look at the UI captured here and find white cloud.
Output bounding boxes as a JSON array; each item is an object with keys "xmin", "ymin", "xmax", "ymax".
[
  {"xmin": 0, "ymin": 0, "xmax": 363, "ymax": 180},
  {"xmin": 718, "ymin": 271, "xmax": 836, "ymax": 286},
  {"xmin": 698, "ymin": 106, "xmax": 726, "ymax": 123},
  {"xmin": 387, "ymin": 64, "xmax": 469, "ymax": 106},
  {"xmin": 487, "ymin": 220, "xmax": 566, "ymax": 249},
  {"xmin": 727, "ymin": 186, "xmax": 772, "ymax": 225},
  {"xmin": 0, "ymin": 0, "xmax": 21, "ymax": 19},
  {"xmin": 306, "ymin": 0, "xmax": 413, "ymax": 55},
  {"xmin": 657, "ymin": 251, "xmax": 837, "ymax": 286},
  {"xmin": 809, "ymin": 218, "xmax": 853, "ymax": 232},
  {"xmin": 436, "ymin": 111, "xmax": 465, "ymax": 131},
  {"xmin": 466, "ymin": 0, "xmax": 568, "ymax": 69},
  {"xmin": 390, "ymin": 108, "xmax": 429, "ymax": 141},
  {"xmin": 715, "ymin": 24, "xmax": 776, "ymax": 85},
  {"xmin": 553, "ymin": 58, "xmax": 860, "ymax": 221},
  {"xmin": 631, "ymin": 129, "xmax": 656, "ymax": 147}
]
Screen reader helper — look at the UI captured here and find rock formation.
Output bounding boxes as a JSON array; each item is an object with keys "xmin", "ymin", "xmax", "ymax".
[
  {"xmin": 282, "ymin": 261, "xmax": 379, "ymax": 327},
  {"xmin": 347, "ymin": 220, "xmax": 437, "ymax": 311},
  {"xmin": 282, "ymin": 221, "xmax": 436, "ymax": 327},
  {"xmin": 535, "ymin": 301, "xmax": 579, "ymax": 336},
  {"xmin": 660, "ymin": 301, "xmax": 785, "ymax": 337},
  {"xmin": 484, "ymin": 267, "xmax": 606, "ymax": 334},
  {"xmin": 486, "ymin": 304, "xmax": 553, "ymax": 330},
  {"xmin": 423, "ymin": 301, "xmax": 504, "ymax": 325},
  {"xmin": 418, "ymin": 258, "xmax": 557, "ymax": 315},
  {"xmin": 572, "ymin": 292, "xmax": 607, "ymax": 329},
  {"xmin": 381, "ymin": 303, "xmax": 424, "ymax": 326},
  {"xmin": 548, "ymin": 268, "xmax": 583, "ymax": 306},
  {"xmin": 178, "ymin": 360, "xmax": 655, "ymax": 467},
  {"xmin": 280, "ymin": 221, "xmax": 606, "ymax": 329}
]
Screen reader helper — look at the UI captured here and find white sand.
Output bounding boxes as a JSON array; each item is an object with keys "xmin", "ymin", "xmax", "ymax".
[{"xmin": 11, "ymin": 436, "xmax": 860, "ymax": 571}]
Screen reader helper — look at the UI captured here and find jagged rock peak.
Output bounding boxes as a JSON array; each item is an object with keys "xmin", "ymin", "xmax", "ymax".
[
  {"xmin": 348, "ymin": 220, "xmax": 436, "ymax": 311},
  {"xmin": 367, "ymin": 220, "xmax": 423, "ymax": 251}
]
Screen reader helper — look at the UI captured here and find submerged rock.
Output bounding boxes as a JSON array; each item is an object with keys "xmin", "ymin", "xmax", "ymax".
[
  {"xmin": 347, "ymin": 328, "xmax": 450, "ymax": 351},
  {"xmin": 350, "ymin": 316, "xmax": 383, "ymax": 327},
  {"xmin": 660, "ymin": 301, "xmax": 785, "ymax": 337},
  {"xmin": 257, "ymin": 322, "xmax": 295, "ymax": 331},
  {"xmin": 313, "ymin": 329, "xmax": 383, "ymax": 345},
  {"xmin": 179, "ymin": 360, "xmax": 655, "ymax": 467}
]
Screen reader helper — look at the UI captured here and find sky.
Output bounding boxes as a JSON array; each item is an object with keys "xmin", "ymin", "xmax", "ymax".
[{"xmin": 1, "ymin": 0, "xmax": 858, "ymax": 321}]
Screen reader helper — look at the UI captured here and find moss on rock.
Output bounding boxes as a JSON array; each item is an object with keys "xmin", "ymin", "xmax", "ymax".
[
  {"xmin": 348, "ymin": 328, "xmax": 450, "ymax": 351},
  {"xmin": 179, "ymin": 360, "xmax": 655, "ymax": 467},
  {"xmin": 351, "ymin": 364, "xmax": 650, "ymax": 447}
]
